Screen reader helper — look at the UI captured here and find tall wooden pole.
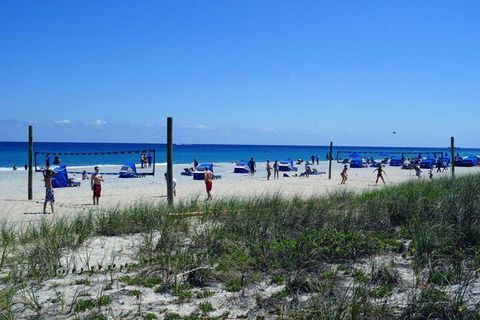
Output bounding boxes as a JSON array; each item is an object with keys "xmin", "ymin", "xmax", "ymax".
[
  {"xmin": 328, "ymin": 141, "xmax": 333, "ymax": 180},
  {"xmin": 450, "ymin": 136, "xmax": 455, "ymax": 178},
  {"xmin": 28, "ymin": 125, "xmax": 33, "ymax": 200},
  {"xmin": 166, "ymin": 117, "xmax": 174, "ymax": 205}
]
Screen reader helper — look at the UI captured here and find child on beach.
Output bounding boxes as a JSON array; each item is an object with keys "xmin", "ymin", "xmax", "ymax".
[
  {"xmin": 43, "ymin": 168, "xmax": 56, "ymax": 214},
  {"xmin": 204, "ymin": 167, "xmax": 214, "ymax": 200},
  {"xmin": 373, "ymin": 165, "xmax": 386, "ymax": 185},
  {"xmin": 340, "ymin": 165, "xmax": 348, "ymax": 184},
  {"xmin": 414, "ymin": 165, "xmax": 422, "ymax": 180},
  {"xmin": 91, "ymin": 166, "xmax": 104, "ymax": 205}
]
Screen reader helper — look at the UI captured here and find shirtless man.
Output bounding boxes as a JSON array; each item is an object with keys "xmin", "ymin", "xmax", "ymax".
[
  {"xmin": 91, "ymin": 166, "xmax": 105, "ymax": 205},
  {"xmin": 340, "ymin": 165, "xmax": 348, "ymax": 184},
  {"xmin": 43, "ymin": 168, "xmax": 56, "ymax": 214},
  {"xmin": 204, "ymin": 167, "xmax": 214, "ymax": 201},
  {"xmin": 373, "ymin": 165, "xmax": 387, "ymax": 185},
  {"xmin": 266, "ymin": 160, "xmax": 272, "ymax": 180}
]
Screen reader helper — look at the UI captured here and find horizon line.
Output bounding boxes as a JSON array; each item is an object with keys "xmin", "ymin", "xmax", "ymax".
[{"xmin": 0, "ymin": 140, "xmax": 478, "ymax": 150}]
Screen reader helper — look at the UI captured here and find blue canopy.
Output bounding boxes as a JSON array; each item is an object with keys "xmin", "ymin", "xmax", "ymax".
[
  {"xmin": 197, "ymin": 163, "xmax": 214, "ymax": 171},
  {"xmin": 119, "ymin": 163, "xmax": 137, "ymax": 178},
  {"xmin": 52, "ymin": 165, "xmax": 69, "ymax": 188}
]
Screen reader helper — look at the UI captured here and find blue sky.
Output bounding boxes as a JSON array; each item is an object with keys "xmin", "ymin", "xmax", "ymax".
[{"xmin": 0, "ymin": 1, "xmax": 479, "ymax": 147}]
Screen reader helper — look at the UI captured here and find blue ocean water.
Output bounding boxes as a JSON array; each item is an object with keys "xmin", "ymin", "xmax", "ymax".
[{"xmin": 0, "ymin": 141, "xmax": 479, "ymax": 170}]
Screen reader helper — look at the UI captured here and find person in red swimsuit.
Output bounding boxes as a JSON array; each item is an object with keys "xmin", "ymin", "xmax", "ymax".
[
  {"xmin": 91, "ymin": 166, "xmax": 105, "ymax": 205},
  {"xmin": 204, "ymin": 167, "xmax": 214, "ymax": 201}
]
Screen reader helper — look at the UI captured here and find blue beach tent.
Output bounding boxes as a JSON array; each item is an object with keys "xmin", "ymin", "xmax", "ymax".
[
  {"xmin": 278, "ymin": 160, "xmax": 297, "ymax": 172},
  {"xmin": 350, "ymin": 157, "xmax": 363, "ymax": 168},
  {"xmin": 193, "ymin": 163, "xmax": 214, "ymax": 180},
  {"xmin": 234, "ymin": 160, "xmax": 250, "ymax": 174},
  {"xmin": 389, "ymin": 157, "xmax": 403, "ymax": 166},
  {"xmin": 119, "ymin": 163, "xmax": 137, "ymax": 178},
  {"xmin": 51, "ymin": 165, "xmax": 69, "ymax": 188},
  {"xmin": 420, "ymin": 157, "xmax": 436, "ymax": 169},
  {"xmin": 455, "ymin": 156, "xmax": 478, "ymax": 167}
]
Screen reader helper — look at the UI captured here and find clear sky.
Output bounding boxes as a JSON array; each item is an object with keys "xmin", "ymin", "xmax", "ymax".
[{"xmin": 0, "ymin": 1, "xmax": 479, "ymax": 147}]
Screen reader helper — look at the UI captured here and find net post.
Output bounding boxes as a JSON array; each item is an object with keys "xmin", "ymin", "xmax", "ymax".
[
  {"xmin": 152, "ymin": 149, "xmax": 156, "ymax": 176},
  {"xmin": 450, "ymin": 136, "xmax": 455, "ymax": 178},
  {"xmin": 328, "ymin": 141, "xmax": 333, "ymax": 180},
  {"xmin": 167, "ymin": 117, "xmax": 174, "ymax": 205},
  {"xmin": 28, "ymin": 125, "xmax": 33, "ymax": 200}
]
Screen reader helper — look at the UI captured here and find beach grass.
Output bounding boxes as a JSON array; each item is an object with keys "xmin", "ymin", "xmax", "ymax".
[{"xmin": 2, "ymin": 174, "xmax": 480, "ymax": 318}]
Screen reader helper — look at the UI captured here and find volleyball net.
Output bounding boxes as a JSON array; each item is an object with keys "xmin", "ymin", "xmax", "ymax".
[{"xmin": 34, "ymin": 149, "xmax": 156, "ymax": 176}]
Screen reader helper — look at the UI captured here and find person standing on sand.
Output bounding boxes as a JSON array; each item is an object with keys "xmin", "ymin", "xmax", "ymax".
[
  {"xmin": 91, "ymin": 166, "xmax": 104, "ymax": 205},
  {"xmin": 273, "ymin": 160, "xmax": 279, "ymax": 180},
  {"xmin": 248, "ymin": 157, "xmax": 256, "ymax": 176},
  {"xmin": 43, "ymin": 167, "xmax": 56, "ymax": 214},
  {"xmin": 204, "ymin": 167, "xmax": 214, "ymax": 200},
  {"xmin": 147, "ymin": 153, "xmax": 152, "ymax": 168},
  {"xmin": 164, "ymin": 172, "xmax": 177, "ymax": 197},
  {"xmin": 311, "ymin": 155, "xmax": 315, "ymax": 164},
  {"xmin": 316, "ymin": 155, "xmax": 319, "ymax": 165},
  {"xmin": 340, "ymin": 165, "xmax": 348, "ymax": 184},
  {"xmin": 373, "ymin": 165, "xmax": 386, "ymax": 185},
  {"xmin": 193, "ymin": 159, "xmax": 198, "ymax": 170},
  {"xmin": 266, "ymin": 160, "xmax": 272, "ymax": 180}
]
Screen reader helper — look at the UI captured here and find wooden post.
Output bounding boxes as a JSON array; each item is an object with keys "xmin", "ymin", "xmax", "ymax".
[
  {"xmin": 166, "ymin": 117, "xmax": 174, "ymax": 205},
  {"xmin": 152, "ymin": 149, "xmax": 156, "ymax": 177},
  {"xmin": 328, "ymin": 141, "xmax": 333, "ymax": 180},
  {"xmin": 28, "ymin": 125, "xmax": 33, "ymax": 200},
  {"xmin": 450, "ymin": 136, "xmax": 455, "ymax": 178}
]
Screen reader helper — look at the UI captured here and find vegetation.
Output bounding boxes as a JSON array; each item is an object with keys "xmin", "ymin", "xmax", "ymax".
[{"xmin": 1, "ymin": 174, "xmax": 480, "ymax": 318}]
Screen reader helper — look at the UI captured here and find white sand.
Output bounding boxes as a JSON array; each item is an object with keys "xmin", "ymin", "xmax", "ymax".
[{"xmin": 1, "ymin": 161, "xmax": 478, "ymax": 226}]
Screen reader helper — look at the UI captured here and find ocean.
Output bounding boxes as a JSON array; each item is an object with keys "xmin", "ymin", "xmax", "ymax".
[{"xmin": 1, "ymin": 141, "xmax": 479, "ymax": 170}]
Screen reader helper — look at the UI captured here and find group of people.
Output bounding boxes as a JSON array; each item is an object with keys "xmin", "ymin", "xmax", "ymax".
[
  {"xmin": 265, "ymin": 160, "xmax": 281, "ymax": 180},
  {"xmin": 42, "ymin": 166, "xmax": 104, "ymax": 214},
  {"xmin": 140, "ymin": 153, "xmax": 153, "ymax": 169},
  {"xmin": 340, "ymin": 164, "xmax": 387, "ymax": 185}
]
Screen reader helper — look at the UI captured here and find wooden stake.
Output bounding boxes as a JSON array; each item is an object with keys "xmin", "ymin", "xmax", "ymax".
[
  {"xmin": 328, "ymin": 141, "xmax": 333, "ymax": 180},
  {"xmin": 167, "ymin": 117, "xmax": 174, "ymax": 205},
  {"xmin": 28, "ymin": 125, "xmax": 33, "ymax": 200},
  {"xmin": 450, "ymin": 136, "xmax": 455, "ymax": 178}
]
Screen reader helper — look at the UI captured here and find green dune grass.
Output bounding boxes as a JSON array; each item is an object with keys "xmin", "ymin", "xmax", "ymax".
[{"xmin": 1, "ymin": 174, "xmax": 480, "ymax": 318}]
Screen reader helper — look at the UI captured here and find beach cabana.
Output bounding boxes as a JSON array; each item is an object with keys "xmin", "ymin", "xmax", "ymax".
[
  {"xmin": 51, "ymin": 165, "xmax": 80, "ymax": 188},
  {"xmin": 349, "ymin": 157, "xmax": 364, "ymax": 168},
  {"xmin": 119, "ymin": 163, "xmax": 138, "ymax": 178},
  {"xmin": 389, "ymin": 157, "xmax": 403, "ymax": 166},
  {"xmin": 193, "ymin": 163, "xmax": 214, "ymax": 180},
  {"xmin": 420, "ymin": 157, "xmax": 436, "ymax": 169},
  {"xmin": 455, "ymin": 156, "xmax": 478, "ymax": 167},
  {"xmin": 233, "ymin": 161, "xmax": 250, "ymax": 174},
  {"xmin": 278, "ymin": 160, "xmax": 297, "ymax": 172}
]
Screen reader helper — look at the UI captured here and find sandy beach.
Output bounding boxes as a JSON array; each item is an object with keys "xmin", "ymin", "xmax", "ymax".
[{"xmin": 1, "ymin": 161, "xmax": 479, "ymax": 226}]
